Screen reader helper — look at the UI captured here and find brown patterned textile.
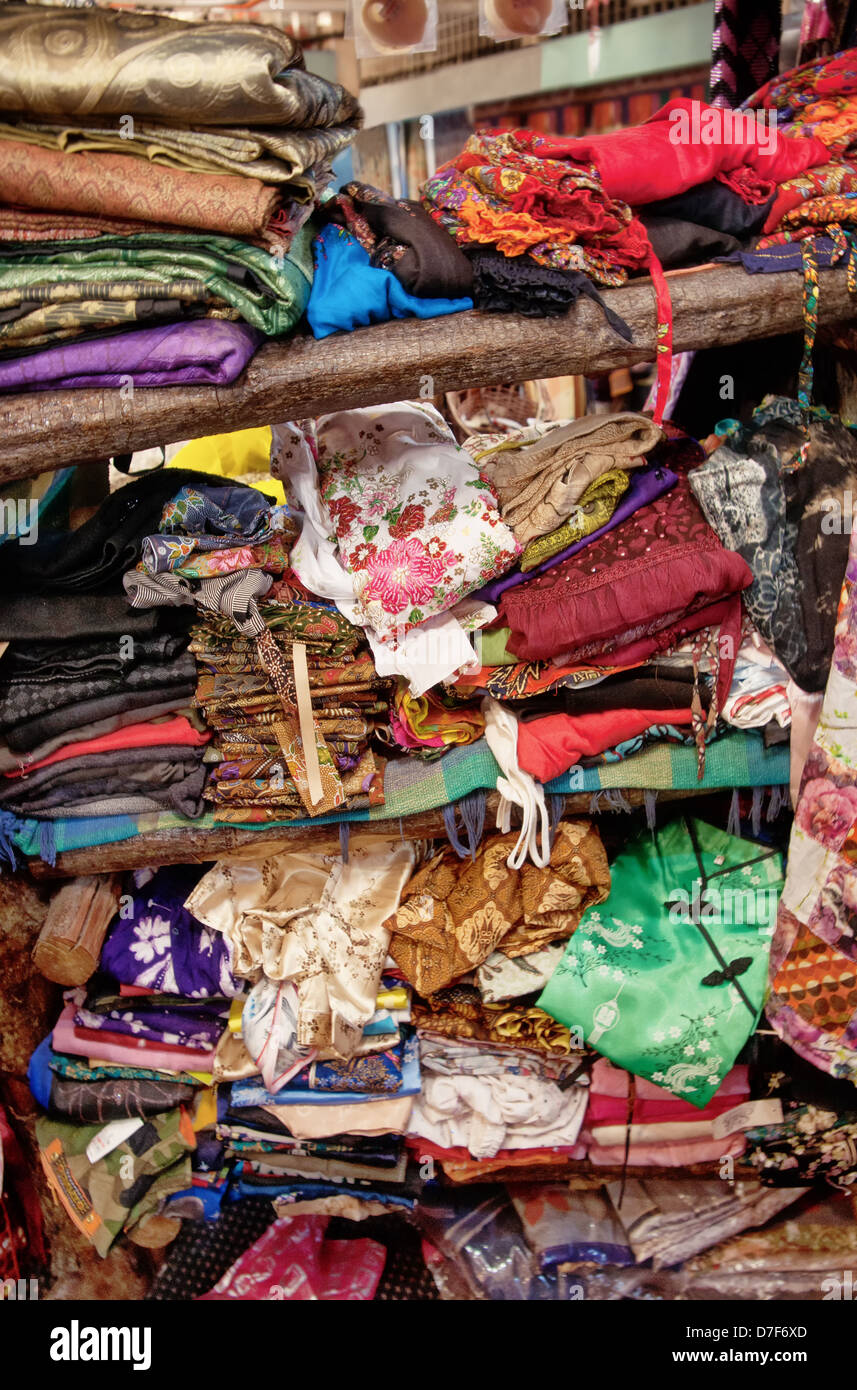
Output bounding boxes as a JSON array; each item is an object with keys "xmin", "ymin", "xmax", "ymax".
[
  {"xmin": 414, "ymin": 984, "xmax": 574, "ymax": 1055},
  {"xmin": 0, "ymin": 141, "xmax": 280, "ymax": 238},
  {"xmin": 0, "ymin": 5, "xmax": 361, "ymax": 129},
  {"xmin": 386, "ymin": 820, "xmax": 609, "ymax": 995}
]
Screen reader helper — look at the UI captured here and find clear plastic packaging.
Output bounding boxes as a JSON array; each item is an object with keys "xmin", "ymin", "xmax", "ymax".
[
  {"xmin": 349, "ymin": 0, "xmax": 438, "ymax": 59},
  {"xmin": 478, "ymin": 0, "xmax": 566, "ymax": 42}
]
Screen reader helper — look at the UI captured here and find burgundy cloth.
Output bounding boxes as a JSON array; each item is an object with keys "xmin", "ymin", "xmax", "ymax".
[
  {"xmin": 0, "ymin": 319, "xmax": 262, "ymax": 392},
  {"xmin": 516, "ymin": 706, "xmax": 694, "ymax": 782},
  {"xmin": 542, "ymin": 99, "xmax": 828, "ymax": 207},
  {"xmin": 473, "ymin": 463, "xmax": 677, "ymax": 605},
  {"xmin": 500, "ymin": 451, "xmax": 753, "ymax": 665}
]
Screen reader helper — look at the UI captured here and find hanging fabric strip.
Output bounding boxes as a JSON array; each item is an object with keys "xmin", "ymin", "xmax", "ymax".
[
  {"xmin": 648, "ymin": 248, "xmax": 673, "ymax": 427},
  {"xmin": 291, "ymin": 640, "xmax": 323, "ymax": 808},
  {"xmin": 257, "ymin": 626, "xmax": 344, "ymax": 817}
]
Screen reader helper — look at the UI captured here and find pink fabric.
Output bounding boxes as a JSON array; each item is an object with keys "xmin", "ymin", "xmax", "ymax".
[
  {"xmin": 590, "ymin": 1059, "xmax": 750, "ymax": 1100},
  {"xmin": 586, "ymin": 1133, "xmax": 746, "ymax": 1166},
  {"xmin": 51, "ymin": 1002, "xmax": 216, "ymax": 1073},
  {"xmin": 198, "ymin": 1215, "xmax": 386, "ymax": 1300},
  {"xmin": 586, "ymin": 1092, "xmax": 748, "ymax": 1126},
  {"xmin": 4, "ymin": 715, "xmax": 209, "ymax": 778}
]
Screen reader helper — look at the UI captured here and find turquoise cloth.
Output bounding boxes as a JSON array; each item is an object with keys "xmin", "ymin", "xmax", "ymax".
[
  {"xmin": 307, "ymin": 222, "xmax": 472, "ymax": 339},
  {"xmin": 6, "ymin": 730, "xmax": 790, "ymax": 863}
]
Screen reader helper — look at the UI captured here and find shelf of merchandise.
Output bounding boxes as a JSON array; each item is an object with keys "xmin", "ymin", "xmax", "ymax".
[
  {"xmin": 2, "ymin": 262, "xmax": 855, "ymax": 484},
  {"xmin": 23, "ymin": 788, "xmax": 714, "ymax": 878}
]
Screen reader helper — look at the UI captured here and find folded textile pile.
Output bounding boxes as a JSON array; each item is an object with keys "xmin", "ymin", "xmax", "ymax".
[
  {"xmin": 190, "ymin": 596, "xmax": 389, "ymax": 823},
  {"xmin": 582, "ymin": 1060, "xmax": 751, "ymax": 1168},
  {"xmin": 29, "ymin": 864, "xmax": 238, "ymax": 1255},
  {"xmin": 0, "ymin": 469, "xmax": 260, "ymax": 826},
  {"xmin": 377, "ymin": 821, "xmax": 607, "ymax": 1173},
  {"xmin": 453, "ymin": 423, "xmax": 753, "ymax": 784},
  {"xmin": 123, "ymin": 479, "xmax": 371, "ymax": 820},
  {"xmin": 0, "ymin": 3, "xmax": 362, "ymax": 379}
]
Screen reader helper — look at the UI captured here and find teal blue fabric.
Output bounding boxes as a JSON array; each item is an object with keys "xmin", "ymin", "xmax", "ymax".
[{"xmin": 307, "ymin": 223, "xmax": 472, "ymax": 339}]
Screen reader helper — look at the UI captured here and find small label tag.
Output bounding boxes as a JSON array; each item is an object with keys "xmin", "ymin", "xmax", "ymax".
[
  {"xmin": 711, "ymin": 1098, "xmax": 784, "ymax": 1139},
  {"xmin": 86, "ymin": 1117, "xmax": 144, "ymax": 1164}
]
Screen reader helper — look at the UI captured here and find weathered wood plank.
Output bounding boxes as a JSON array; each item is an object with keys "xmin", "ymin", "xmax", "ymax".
[
  {"xmin": 1, "ymin": 263, "xmax": 854, "ymax": 485},
  {"xmin": 25, "ymin": 788, "xmax": 702, "ymax": 877}
]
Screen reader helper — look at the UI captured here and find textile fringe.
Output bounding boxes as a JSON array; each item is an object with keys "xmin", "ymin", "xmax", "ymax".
[
  {"xmin": 643, "ymin": 789, "xmax": 658, "ymax": 832},
  {"xmin": 548, "ymin": 793, "xmax": 566, "ymax": 850},
  {"xmin": 726, "ymin": 788, "xmax": 742, "ymax": 839},
  {"xmin": 443, "ymin": 791, "xmax": 486, "ymax": 860},
  {"xmin": 588, "ymin": 789, "xmax": 634, "ymax": 815},
  {"xmin": 0, "ymin": 810, "xmax": 21, "ymax": 870},
  {"xmin": 339, "ymin": 821, "xmax": 350, "ymax": 864},
  {"xmin": 750, "ymin": 786, "xmax": 764, "ymax": 837},
  {"xmin": 767, "ymin": 785, "xmax": 790, "ymax": 820}
]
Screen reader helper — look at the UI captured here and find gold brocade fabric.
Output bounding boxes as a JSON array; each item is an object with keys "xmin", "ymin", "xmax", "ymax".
[
  {"xmin": 519, "ymin": 468, "xmax": 631, "ymax": 572},
  {"xmin": 386, "ymin": 820, "xmax": 609, "ymax": 995},
  {"xmin": 414, "ymin": 985, "xmax": 573, "ymax": 1055},
  {"xmin": 0, "ymin": 6, "xmax": 361, "ymax": 130}
]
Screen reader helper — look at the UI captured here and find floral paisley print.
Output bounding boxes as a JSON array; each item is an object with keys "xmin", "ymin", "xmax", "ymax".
[{"xmin": 313, "ymin": 402, "xmax": 519, "ymax": 644}]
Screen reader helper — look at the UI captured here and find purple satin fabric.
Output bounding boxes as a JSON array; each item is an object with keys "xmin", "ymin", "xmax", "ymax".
[
  {"xmin": 473, "ymin": 464, "xmax": 678, "ymax": 604},
  {"xmin": 0, "ymin": 319, "xmax": 263, "ymax": 392}
]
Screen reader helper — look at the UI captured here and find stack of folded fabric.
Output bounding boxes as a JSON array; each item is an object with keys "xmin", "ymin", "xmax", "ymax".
[
  {"xmin": 381, "ymin": 821, "xmax": 609, "ymax": 1179},
  {"xmin": 0, "ymin": 3, "xmax": 362, "ymax": 387},
  {"xmin": 29, "ymin": 863, "xmax": 241, "ymax": 1255},
  {"xmin": 454, "ymin": 420, "xmax": 753, "ymax": 782},
  {"xmin": 191, "ymin": 596, "xmax": 390, "ymax": 823},
  {"xmin": 581, "ymin": 1060, "xmax": 751, "ymax": 1169},
  {"xmin": 0, "ymin": 470, "xmax": 279, "ymax": 839}
]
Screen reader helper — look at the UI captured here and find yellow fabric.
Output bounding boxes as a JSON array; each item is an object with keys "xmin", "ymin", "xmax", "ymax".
[
  {"xmin": 192, "ymin": 1087, "xmax": 218, "ymax": 1132},
  {"xmin": 168, "ymin": 427, "xmax": 284, "ymax": 503}
]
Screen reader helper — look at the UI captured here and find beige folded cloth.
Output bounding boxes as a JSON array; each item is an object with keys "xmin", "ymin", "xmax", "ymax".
[{"xmin": 472, "ymin": 413, "xmax": 663, "ymax": 547}]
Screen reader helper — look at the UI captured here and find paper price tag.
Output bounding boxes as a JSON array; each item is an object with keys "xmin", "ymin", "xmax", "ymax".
[
  {"xmin": 711, "ymin": 1099, "xmax": 784, "ymax": 1140},
  {"xmin": 86, "ymin": 1117, "xmax": 145, "ymax": 1164}
]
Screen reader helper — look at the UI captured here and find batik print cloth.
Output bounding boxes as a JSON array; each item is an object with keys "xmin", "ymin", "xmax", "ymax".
[{"xmin": 385, "ymin": 820, "xmax": 609, "ymax": 995}]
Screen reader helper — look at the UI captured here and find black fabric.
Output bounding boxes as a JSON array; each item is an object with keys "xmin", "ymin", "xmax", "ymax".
[
  {"xmin": 463, "ymin": 246, "xmax": 633, "ymax": 339},
  {"xmin": 48, "ymin": 1075, "xmax": 196, "ymax": 1123},
  {"xmin": 5, "ymin": 681, "xmax": 196, "ymax": 753},
  {"xmin": 513, "ymin": 668, "xmax": 707, "ymax": 719},
  {"xmin": 0, "ymin": 593, "xmax": 158, "ymax": 642},
  {"xmin": 328, "ymin": 185, "xmax": 474, "ymax": 300},
  {"xmin": 0, "ymin": 468, "xmax": 257, "ymax": 596},
  {"xmin": 640, "ymin": 180, "xmax": 775, "ymax": 238},
  {"xmin": 640, "ymin": 215, "xmax": 741, "ymax": 270}
]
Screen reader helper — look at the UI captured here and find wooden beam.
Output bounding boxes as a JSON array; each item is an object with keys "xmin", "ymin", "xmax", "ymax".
[
  {"xmin": 1, "ymin": 263, "xmax": 854, "ymax": 486},
  {"xmin": 24, "ymin": 787, "xmax": 703, "ymax": 878}
]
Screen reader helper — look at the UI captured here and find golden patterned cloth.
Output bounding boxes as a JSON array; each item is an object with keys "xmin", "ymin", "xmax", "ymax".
[
  {"xmin": 386, "ymin": 820, "xmax": 609, "ymax": 995},
  {"xmin": 0, "ymin": 6, "xmax": 361, "ymax": 130},
  {"xmin": 414, "ymin": 984, "xmax": 574, "ymax": 1055},
  {"xmin": 519, "ymin": 468, "xmax": 631, "ymax": 572},
  {"xmin": 0, "ymin": 118, "xmax": 354, "ymax": 190}
]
